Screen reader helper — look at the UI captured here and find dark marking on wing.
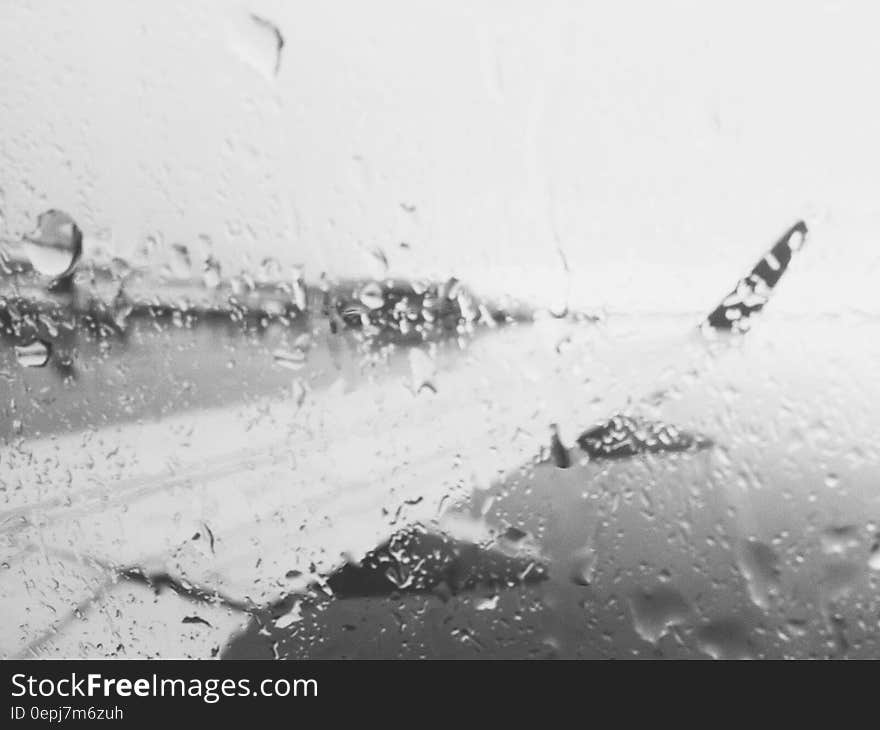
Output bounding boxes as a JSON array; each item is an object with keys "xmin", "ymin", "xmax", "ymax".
[
  {"xmin": 325, "ymin": 524, "xmax": 548, "ymax": 599},
  {"xmin": 576, "ymin": 414, "xmax": 712, "ymax": 459},
  {"xmin": 703, "ymin": 220, "xmax": 807, "ymax": 332}
]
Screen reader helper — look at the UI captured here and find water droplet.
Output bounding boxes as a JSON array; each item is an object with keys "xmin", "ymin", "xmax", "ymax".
[
  {"xmin": 359, "ymin": 282, "xmax": 384, "ymax": 310},
  {"xmin": 369, "ymin": 247, "xmax": 389, "ymax": 273},
  {"xmin": 168, "ymin": 244, "xmax": 191, "ymax": 279},
  {"xmin": 696, "ymin": 618, "xmax": 755, "ymax": 660},
  {"xmin": 291, "ymin": 378, "xmax": 308, "ymax": 407},
  {"xmin": 203, "ymin": 257, "xmax": 222, "ymax": 289},
  {"xmin": 549, "ymin": 301, "xmax": 568, "ymax": 318},
  {"xmin": 292, "ymin": 270, "xmax": 308, "ymax": 312},
  {"xmin": 259, "ymin": 257, "xmax": 282, "ymax": 281},
  {"xmin": 15, "ymin": 340, "xmax": 51, "ymax": 368},
  {"xmin": 821, "ymin": 559, "xmax": 863, "ymax": 602},
  {"xmin": 820, "ymin": 525, "xmax": 860, "ymax": 556},
  {"xmin": 629, "ymin": 585, "xmax": 690, "ymax": 644},
  {"xmin": 412, "ymin": 280, "xmax": 429, "ymax": 295},
  {"xmin": 408, "ymin": 348, "xmax": 436, "ymax": 394},
  {"xmin": 737, "ymin": 539, "xmax": 781, "ymax": 609},
  {"xmin": 569, "ymin": 544, "xmax": 597, "ymax": 586},
  {"xmin": 22, "ymin": 209, "xmax": 82, "ymax": 278},
  {"xmin": 230, "ymin": 12, "xmax": 285, "ymax": 79},
  {"xmin": 273, "ymin": 334, "xmax": 311, "ymax": 371}
]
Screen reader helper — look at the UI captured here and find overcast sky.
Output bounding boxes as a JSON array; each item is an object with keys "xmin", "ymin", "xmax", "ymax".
[{"xmin": 2, "ymin": 0, "xmax": 879, "ymax": 314}]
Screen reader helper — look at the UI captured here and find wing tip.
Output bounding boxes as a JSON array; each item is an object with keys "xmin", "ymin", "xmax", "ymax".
[{"xmin": 702, "ymin": 219, "xmax": 809, "ymax": 332}]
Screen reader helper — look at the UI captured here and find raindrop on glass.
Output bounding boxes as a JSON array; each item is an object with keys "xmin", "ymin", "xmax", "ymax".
[
  {"xmin": 22, "ymin": 209, "xmax": 82, "ymax": 278},
  {"xmin": 359, "ymin": 282, "xmax": 384, "ymax": 310},
  {"xmin": 273, "ymin": 334, "xmax": 311, "ymax": 371},
  {"xmin": 569, "ymin": 544, "xmax": 597, "ymax": 586},
  {"xmin": 15, "ymin": 340, "xmax": 51, "ymax": 368},
  {"xmin": 203, "ymin": 257, "xmax": 222, "ymax": 289},
  {"xmin": 629, "ymin": 586, "xmax": 690, "ymax": 645},
  {"xmin": 169, "ymin": 244, "xmax": 192, "ymax": 280}
]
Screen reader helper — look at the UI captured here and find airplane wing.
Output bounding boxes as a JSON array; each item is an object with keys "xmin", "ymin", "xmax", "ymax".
[
  {"xmin": 0, "ymin": 221, "xmax": 809, "ymax": 658},
  {"xmin": 572, "ymin": 220, "xmax": 810, "ymax": 458}
]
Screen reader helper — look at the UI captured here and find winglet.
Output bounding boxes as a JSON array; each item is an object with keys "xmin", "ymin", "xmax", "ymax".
[{"xmin": 703, "ymin": 220, "xmax": 808, "ymax": 332}]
